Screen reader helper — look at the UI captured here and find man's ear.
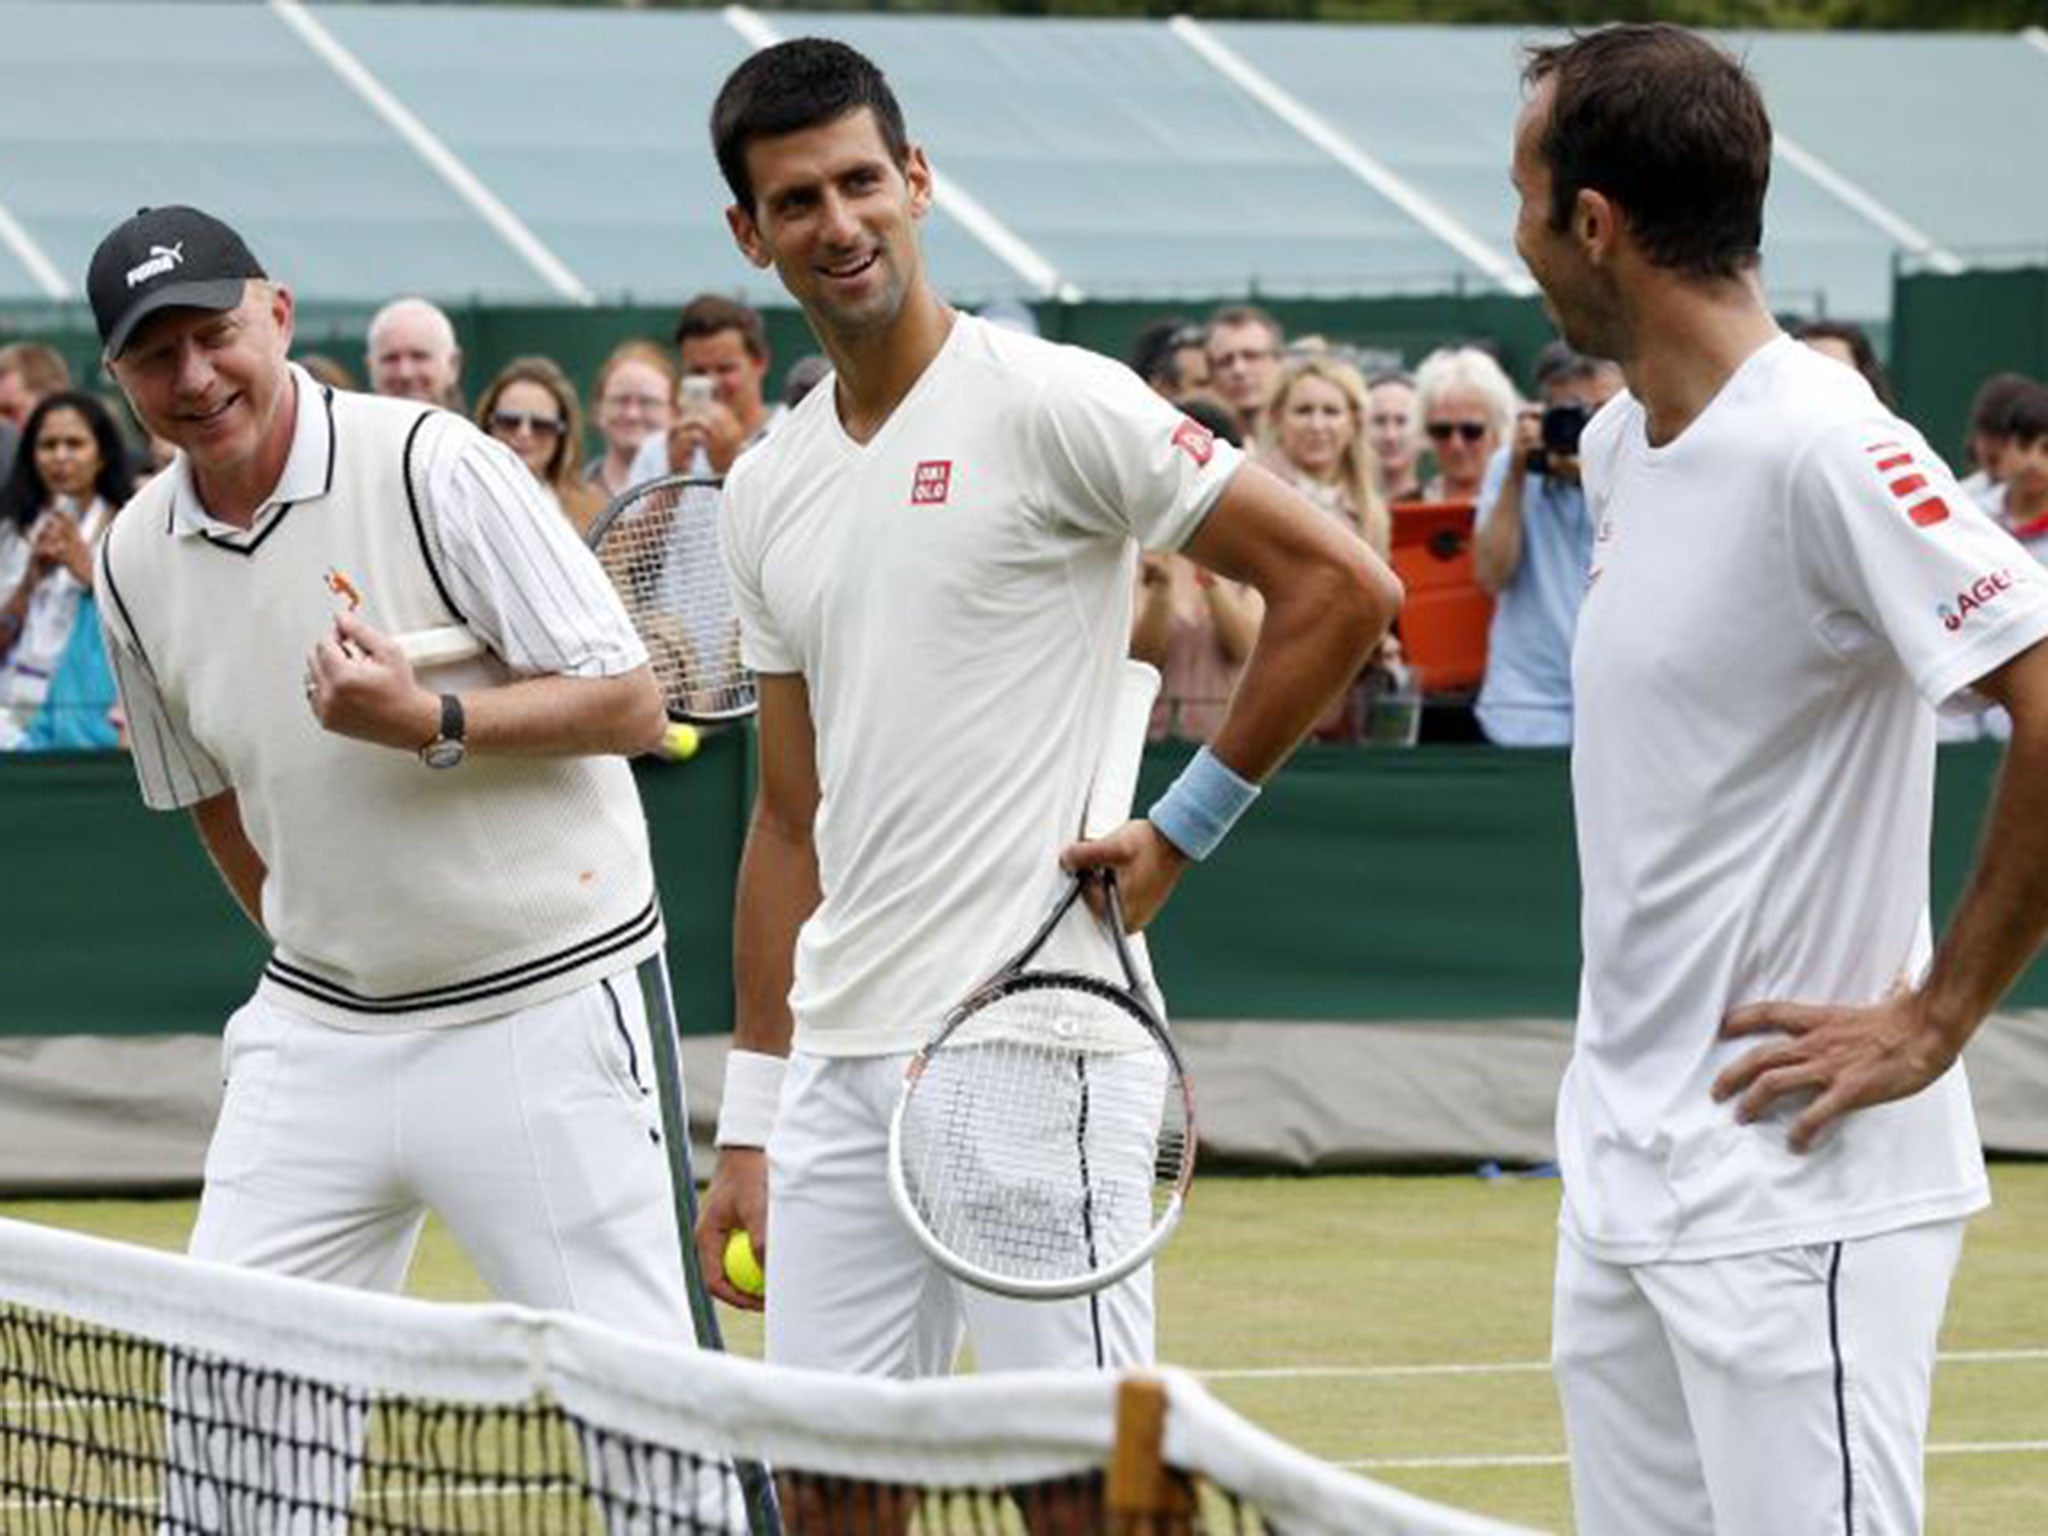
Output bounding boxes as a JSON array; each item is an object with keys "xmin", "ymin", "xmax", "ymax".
[
  {"xmin": 727, "ymin": 205, "xmax": 772, "ymax": 271},
  {"xmin": 271, "ymin": 283, "xmax": 297, "ymax": 352},
  {"xmin": 1575, "ymin": 188, "xmax": 1618, "ymax": 264},
  {"xmin": 904, "ymin": 145, "xmax": 935, "ymax": 221}
]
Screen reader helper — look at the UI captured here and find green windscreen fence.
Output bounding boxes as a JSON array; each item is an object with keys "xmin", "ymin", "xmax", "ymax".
[
  {"xmin": 7, "ymin": 738, "xmax": 2039, "ymax": 1042},
  {"xmin": 1893, "ymin": 263, "xmax": 2048, "ymax": 468}
]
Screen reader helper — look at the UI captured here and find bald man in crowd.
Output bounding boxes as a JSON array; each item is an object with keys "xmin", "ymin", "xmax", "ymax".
[{"xmin": 365, "ymin": 297, "xmax": 464, "ymax": 410}]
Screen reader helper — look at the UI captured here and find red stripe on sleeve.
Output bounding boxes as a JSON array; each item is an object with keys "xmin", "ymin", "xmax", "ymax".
[
  {"xmin": 1908, "ymin": 498, "xmax": 1951, "ymax": 528},
  {"xmin": 1889, "ymin": 474, "xmax": 1929, "ymax": 498}
]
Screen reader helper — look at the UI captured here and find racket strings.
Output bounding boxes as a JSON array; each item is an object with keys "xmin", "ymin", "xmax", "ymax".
[
  {"xmin": 897, "ymin": 986, "xmax": 1188, "ymax": 1287},
  {"xmin": 592, "ymin": 479, "xmax": 754, "ymax": 721}
]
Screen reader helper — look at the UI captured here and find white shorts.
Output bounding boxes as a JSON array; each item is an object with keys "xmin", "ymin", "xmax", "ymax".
[
  {"xmin": 191, "ymin": 974, "xmax": 693, "ymax": 1343},
  {"xmin": 1553, "ymin": 1219, "xmax": 1966, "ymax": 1536},
  {"xmin": 764, "ymin": 1051, "xmax": 1156, "ymax": 1377}
]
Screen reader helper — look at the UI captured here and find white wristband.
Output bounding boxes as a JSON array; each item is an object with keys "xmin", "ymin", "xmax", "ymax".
[{"xmin": 715, "ymin": 1050, "xmax": 787, "ymax": 1148}]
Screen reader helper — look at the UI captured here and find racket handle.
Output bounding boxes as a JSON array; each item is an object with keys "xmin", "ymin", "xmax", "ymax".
[
  {"xmin": 395, "ymin": 625, "xmax": 486, "ymax": 668},
  {"xmin": 1083, "ymin": 660, "xmax": 1161, "ymax": 839}
]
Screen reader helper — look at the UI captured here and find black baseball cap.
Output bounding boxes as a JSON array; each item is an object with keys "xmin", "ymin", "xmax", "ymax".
[{"xmin": 88, "ymin": 206, "xmax": 267, "ymax": 360}]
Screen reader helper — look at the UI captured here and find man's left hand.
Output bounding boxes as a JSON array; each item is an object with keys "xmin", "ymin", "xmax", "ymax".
[
  {"xmin": 306, "ymin": 609, "xmax": 439, "ymax": 751},
  {"xmin": 1060, "ymin": 819, "xmax": 1191, "ymax": 932},
  {"xmin": 1712, "ymin": 992, "xmax": 1961, "ymax": 1153}
]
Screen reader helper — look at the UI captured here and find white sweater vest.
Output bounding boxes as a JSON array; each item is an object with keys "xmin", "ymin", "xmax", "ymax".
[{"xmin": 102, "ymin": 387, "xmax": 660, "ymax": 1028}]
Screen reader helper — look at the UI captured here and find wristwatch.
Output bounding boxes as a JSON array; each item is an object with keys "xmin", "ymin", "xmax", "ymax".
[{"xmin": 418, "ymin": 693, "xmax": 466, "ymax": 770}]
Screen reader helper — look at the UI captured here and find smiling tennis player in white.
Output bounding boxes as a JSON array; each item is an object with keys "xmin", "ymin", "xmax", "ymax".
[{"xmin": 695, "ymin": 38, "xmax": 1400, "ymax": 1388}]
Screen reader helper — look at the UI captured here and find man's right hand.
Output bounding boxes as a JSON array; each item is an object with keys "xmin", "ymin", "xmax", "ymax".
[
  {"xmin": 695, "ymin": 1145, "xmax": 770, "ymax": 1311},
  {"xmin": 668, "ymin": 401, "xmax": 746, "ymax": 476},
  {"xmin": 1508, "ymin": 407, "xmax": 1542, "ymax": 476}
]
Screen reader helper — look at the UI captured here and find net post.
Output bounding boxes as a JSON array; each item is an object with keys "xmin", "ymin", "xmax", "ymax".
[{"xmin": 1106, "ymin": 1374, "xmax": 1195, "ymax": 1535}]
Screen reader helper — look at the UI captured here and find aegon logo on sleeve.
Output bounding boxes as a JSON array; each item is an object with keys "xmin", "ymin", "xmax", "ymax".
[
  {"xmin": 1171, "ymin": 417, "xmax": 1215, "ymax": 468},
  {"xmin": 1937, "ymin": 568, "xmax": 2015, "ymax": 632}
]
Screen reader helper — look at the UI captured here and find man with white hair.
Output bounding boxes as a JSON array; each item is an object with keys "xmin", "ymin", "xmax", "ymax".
[{"xmin": 365, "ymin": 296, "xmax": 463, "ymax": 409}]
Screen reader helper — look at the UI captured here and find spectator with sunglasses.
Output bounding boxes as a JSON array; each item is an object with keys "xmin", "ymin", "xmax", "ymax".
[
  {"xmin": 1414, "ymin": 346, "xmax": 1518, "ymax": 503},
  {"xmin": 478, "ymin": 357, "xmax": 603, "ymax": 533}
]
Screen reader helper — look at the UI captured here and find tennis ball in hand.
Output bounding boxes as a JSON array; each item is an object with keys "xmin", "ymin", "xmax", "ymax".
[
  {"xmin": 723, "ymin": 1229, "xmax": 765, "ymax": 1297},
  {"xmin": 661, "ymin": 722, "xmax": 700, "ymax": 761}
]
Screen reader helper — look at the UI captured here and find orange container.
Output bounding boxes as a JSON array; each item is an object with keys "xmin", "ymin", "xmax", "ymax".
[{"xmin": 1389, "ymin": 501, "xmax": 1494, "ymax": 694}]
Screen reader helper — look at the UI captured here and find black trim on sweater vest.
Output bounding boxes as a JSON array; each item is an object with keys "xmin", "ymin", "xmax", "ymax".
[
  {"xmin": 403, "ymin": 410, "xmax": 467, "ymax": 627},
  {"xmin": 262, "ymin": 896, "xmax": 660, "ymax": 1016}
]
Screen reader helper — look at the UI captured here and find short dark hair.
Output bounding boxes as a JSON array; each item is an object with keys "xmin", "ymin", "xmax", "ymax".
[
  {"xmin": 674, "ymin": 293, "xmax": 768, "ymax": 363},
  {"xmin": 2005, "ymin": 382, "xmax": 2048, "ymax": 447},
  {"xmin": 1130, "ymin": 316, "xmax": 1204, "ymax": 391},
  {"xmin": 1968, "ymin": 372, "xmax": 2036, "ymax": 436},
  {"xmin": 712, "ymin": 38, "xmax": 910, "ymax": 214},
  {"xmin": 1524, "ymin": 25, "xmax": 1771, "ymax": 282},
  {"xmin": 1174, "ymin": 393, "xmax": 1243, "ymax": 451},
  {"xmin": 1206, "ymin": 305, "xmax": 1282, "ymax": 350},
  {"xmin": 1792, "ymin": 318, "xmax": 1894, "ymax": 408},
  {"xmin": 1532, "ymin": 339, "xmax": 1611, "ymax": 390}
]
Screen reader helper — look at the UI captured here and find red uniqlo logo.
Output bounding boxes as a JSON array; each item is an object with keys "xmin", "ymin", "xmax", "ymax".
[
  {"xmin": 912, "ymin": 460, "xmax": 952, "ymax": 505},
  {"xmin": 1172, "ymin": 417, "xmax": 1215, "ymax": 467}
]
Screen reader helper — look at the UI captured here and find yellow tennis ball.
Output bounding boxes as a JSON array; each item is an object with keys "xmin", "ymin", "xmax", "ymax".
[
  {"xmin": 723, "ymin": 1228, "xmax": 765, "ymax": 1297},
  {"xmin": 662, "ymin": 722, "xmax": 700, "ymax": 761}
]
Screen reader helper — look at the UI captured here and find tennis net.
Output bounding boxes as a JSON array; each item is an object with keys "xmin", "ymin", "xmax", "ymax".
[{"xmin": 0, "ymin": 1215, "xmax": 1532, "ymax": 1535}]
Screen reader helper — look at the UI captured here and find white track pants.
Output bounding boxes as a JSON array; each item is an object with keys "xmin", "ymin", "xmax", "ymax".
[
  {"xmin": 191, "ymin": 977, "xmax": 693, "ymax": 1341},
  {"xmin": 1553, "ymin": 1219, "xmax": 1965, "ymax": 1536},
  {"xmin": 764, "ymin": 1051, "xmax": 1155, "ymax": 1377}
]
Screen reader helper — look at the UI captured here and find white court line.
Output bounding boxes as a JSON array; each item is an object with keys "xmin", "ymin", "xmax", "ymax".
[
  {"xmin": 269, "ymin": 0, "xmax": 594, "ymax": 304},
  {"xmin": 2023, "ymin": 27, "xmax": 2048, "ymax": 61},
  {"xmin": 0, "ymin": 196, "xmax": 68, "ymax": 299},
  {"xmin": 721, "ymin": 7, "xmax": 1081, "ymax": 302},
  {"xmin": 1197, "ymin": 1347, "xmax": 2048, "ymax": 1382},
  {"xmin": 1168, "ymin": 15, "xmax": 1535, "ymax": 297},
  {"xmin": 1345, "ymin": 1441, "xmax": 2048, "ymax": 1472}
]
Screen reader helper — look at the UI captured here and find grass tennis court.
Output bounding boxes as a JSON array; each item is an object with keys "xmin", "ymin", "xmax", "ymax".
[{"xmin": 8, "ymin": 1164, "xmax": 2043, "ymax": 1533}]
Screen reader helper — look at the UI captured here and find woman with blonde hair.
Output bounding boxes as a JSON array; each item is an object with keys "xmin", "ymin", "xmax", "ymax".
[
  {"xmin": 1413, "ymin": 345, "xmax": 1519, "ymax": 503},
  {"xmin": 586, "ymin": 340, "xmax": 677, "ymax": 500},
  {"xmin": 1257, "ymin": 353, "xmax": 1389, "ymax": 555},
  {"xmin": 477, "ymin": 356, "xmax": 604, "ymax": 531},
  {"xmin": 1258, "ymin": 355, "xmax": 1410, "ymax": 740}
]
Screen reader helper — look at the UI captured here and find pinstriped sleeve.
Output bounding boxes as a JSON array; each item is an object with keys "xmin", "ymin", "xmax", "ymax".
[
  {"xmin": 95, "ymin": 535, "xmax": 228, "ymax": 810},
  {"xmin": 413, "ymin": 414, "xmax": 649, "ymax": 679}
]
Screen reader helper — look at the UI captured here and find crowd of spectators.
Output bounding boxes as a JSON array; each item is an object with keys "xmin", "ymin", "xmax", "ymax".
[{"xmin": 1, "ymin": 296, "xmax": 2042, "ymax": 757}]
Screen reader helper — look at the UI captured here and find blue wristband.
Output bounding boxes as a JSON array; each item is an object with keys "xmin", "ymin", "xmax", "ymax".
[{"xmin": 1146, "ymin": 746, "xmax": 1260, "ymax": 861}]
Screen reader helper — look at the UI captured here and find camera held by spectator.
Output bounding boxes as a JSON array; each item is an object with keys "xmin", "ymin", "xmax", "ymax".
[{"xmin": 1526, "ymin": 401, "xmax": 1591, "ymax": 479}]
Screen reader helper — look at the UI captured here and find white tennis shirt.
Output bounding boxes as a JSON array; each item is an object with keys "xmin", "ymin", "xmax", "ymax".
[
  {"xmin": 1565, "ymin": 335, "xmax": 2048, "ymax": 1263},
  {"xmin": 723, "ymin": 315, "xmax": 1241, "ymax": 1055}
]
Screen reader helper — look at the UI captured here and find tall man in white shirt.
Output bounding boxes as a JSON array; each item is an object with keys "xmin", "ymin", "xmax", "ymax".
[
  {"xmin": 1512, "ymin": 27, "xmax": 2048, "ymax": 1536},
  {"xmin": 693, "ymin": 39, "xmax": 1399, "ymax": 1388},
  {"xmin": 87, "ymin": 206, "xmax": 692, "ymax": 1341}
]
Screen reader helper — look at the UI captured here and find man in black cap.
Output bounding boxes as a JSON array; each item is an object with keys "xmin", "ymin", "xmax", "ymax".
[{"xmin": 89, "ymin": 205, "xmax": 699, "ymax": 1347}]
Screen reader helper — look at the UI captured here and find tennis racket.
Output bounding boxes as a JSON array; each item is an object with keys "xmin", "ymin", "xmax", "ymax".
[
  {"xmin": 394, "ymin": 624, "xmax": 486, "ymax": 669},
  {"xmin": 887, "ymin": 661, "xmax": 1196, "ymax": 1301},
  {"xmin": 887, "ymin": 869, "xmax": 1194, "ymax": 1301},
  {"xmin": 586, "ymin": 475, "xmax": 756, "ymax": 724}
]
